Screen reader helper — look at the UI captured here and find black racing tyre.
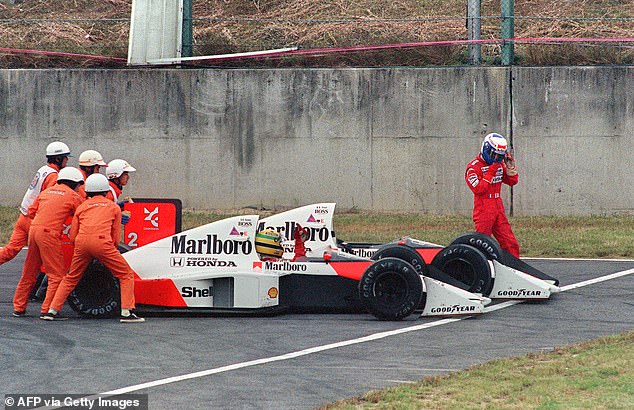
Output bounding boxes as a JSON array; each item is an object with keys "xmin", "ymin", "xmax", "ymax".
[
  {"xmin": 30, "ymin": 273, "xmax": 48, "ymax": 302},
  {"xmin": 370, "ymin": 244, "xmax": 428, "ymax": 310},
  {"xmin": 67, "ymin": 259, "xmax": 121, "ymax": 318},
  {"xmin": 371, "ymin": 244, "xmax": 429, "ymax": 276},
  {"xmin": 450, "ymin": 232, "xmax": 504, "ymax": 261},
  {"xmin": 118, "ymin": 243, "xmax": 132, "ymax": 253},
  {"xmin": 66, "ymin": 245, "xmax": 129, "ymax": 318},
  {"xmin": 358, "ymin": 257, "xmax": 424, "ymax": 321},
  {"xmin": 431, "ymin": 244, "xmax": 494, "ymax": 296}
]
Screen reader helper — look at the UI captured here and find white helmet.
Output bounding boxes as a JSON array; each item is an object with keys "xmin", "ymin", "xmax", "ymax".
[
  {"xmin": 481, "ymin": 133, "xmax": 508, "ymax": 165},
  {"xmin": 106, "ymin": 159, "xmax": 136, "ymax": 179},
  {"xmin": 85, "ymin": 173, "xmax": 110, "ymax": 193},
  {"xmin": 46, "ymin": 141, "xmax": 71, "ymax": 157},
  {"xmin": 78, "ymin": 150, "xmax": 107, "ymax": 167},
  {"xmin": 57, "ymin": 167, "xmax": 84, "ymax": 183}
]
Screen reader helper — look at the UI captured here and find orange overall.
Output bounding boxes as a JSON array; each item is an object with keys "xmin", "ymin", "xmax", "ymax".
[
  {"xmin": 50, "ymin": 195, "xmax": 136, "ymax": 312},
  {"xmin": 105, "ymin": 181, "xmax": 122, "ymax": 203},
  {"xmin": 76, "ymin": 169, "xmax": 90, "ymax": 200},
  {"xmin": 0, "ymin": 166, "xmax": 59, "ymax": 265},
  {"xmin": 12, "ymin": 183, "xmax": 83, "ymax": 313}
]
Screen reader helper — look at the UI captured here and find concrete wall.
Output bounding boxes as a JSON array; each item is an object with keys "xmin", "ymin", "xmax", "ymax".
[
  {"xmin": 512, "ymin": 67, "xmax": 633, "ymax": 215},
  {"xmin": 0, "ymin": 66, "xmax": 631, "ymax": 215}
]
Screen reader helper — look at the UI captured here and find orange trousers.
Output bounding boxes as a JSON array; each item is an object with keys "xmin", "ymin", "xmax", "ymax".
[
  {"xmin": 51, "ymin": 234, "xmax": 136, "ymax": 312},
  {"xmin": 0, "ymin": 213, "xmax": 31, "ymax": 265},
  {"xmin": 13, "ymin": 226, "xmax": 66, "ymax": 313}
]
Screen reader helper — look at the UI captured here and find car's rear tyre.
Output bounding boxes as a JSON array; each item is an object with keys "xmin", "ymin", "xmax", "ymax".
[
  {"xmin": 371, "ymin": 244, "xmax": 429, "ymax": 276},
  {"xmin": 66, "ymin": 244, "xmax": 129, "ymax": 318},
  {"xmin": 449, "ymin": 232, "xmax": 504, "ymax": 261},
  {"xmin": 30, "ymin": 273, "xmax": 48, "ymax": 301},
  {"xmin": 359, "ymin": 257, "xmax": 424, "ymax": 321},
  {"xmin": 67, "ymin": 260, "xmax": 121, "ymax": 318},
  {"xmin": 431, "ymin": 244, "xmax": 494, "ymax": 295}
]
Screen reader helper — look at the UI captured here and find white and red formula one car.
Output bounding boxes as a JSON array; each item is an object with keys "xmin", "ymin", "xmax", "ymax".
[{"xmin": 66, "ymin": 203, "xmax": 559, "ymax": 321}]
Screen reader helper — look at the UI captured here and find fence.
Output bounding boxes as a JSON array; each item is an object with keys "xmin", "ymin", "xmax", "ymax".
[{"xmin": 0, "ymin": 0, "xmax": 633, "ymax": 67}]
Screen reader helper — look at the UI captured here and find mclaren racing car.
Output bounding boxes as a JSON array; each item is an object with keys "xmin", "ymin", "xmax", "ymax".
[{"xmin": 67, "ymin": 203, "xmax": 559, "ymax": 321}]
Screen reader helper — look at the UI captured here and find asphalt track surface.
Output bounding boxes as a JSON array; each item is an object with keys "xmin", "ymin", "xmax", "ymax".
[{"xmin": 1, "ymin": 250, "xmax": 633, "ymax": 410}]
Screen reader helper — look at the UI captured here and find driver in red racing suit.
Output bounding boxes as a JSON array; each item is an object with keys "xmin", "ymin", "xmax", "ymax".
[{"xmin": 465, "ymin": 133, "xmax": 520, "ymax": 257}]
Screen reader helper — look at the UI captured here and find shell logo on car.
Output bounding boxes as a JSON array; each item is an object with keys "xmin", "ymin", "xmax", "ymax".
[{"xmin": 268, "ymin": 287, "xmax": 279, "ymax": 298}]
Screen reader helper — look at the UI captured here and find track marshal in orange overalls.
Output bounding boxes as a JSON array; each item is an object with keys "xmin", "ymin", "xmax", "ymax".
[
  {"xmin": 2, "ymin": 142, "xmax": 71, "ymax": 274},
  {"xmin": 45, "ymin": 173, "xmax": 144, "ymax": 323},
  {"xmin": 12, "ymin": 167, "xmax": 84, "ymax": 317}
]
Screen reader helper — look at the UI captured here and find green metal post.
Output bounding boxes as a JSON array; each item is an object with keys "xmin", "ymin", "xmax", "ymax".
[
  {"xmin": 181, "ymin": 0, "xmax": 193, "ymax": 58},
  {"xmin": 501, "ymin": 0, "xmax": 514, "ymax": 65}
]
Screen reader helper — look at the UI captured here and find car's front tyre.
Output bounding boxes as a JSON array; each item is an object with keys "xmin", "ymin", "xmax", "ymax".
[
  {"xmin": 358, "ymin": 258, "xmax": 424, "ymax": 321},
  {"xmin": 431, "ymin": 244, "xmax": 494, "ymax": 295}
]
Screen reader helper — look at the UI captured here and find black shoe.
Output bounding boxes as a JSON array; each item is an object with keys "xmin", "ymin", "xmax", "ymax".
[
  {"xmin": 120, "ymin": 312, "xmax": 145, "ymax": 323},
  {"xmin": 40, "ymin": 312, "xmax": 68, "ymax": 321},
  {"xmin": 12, "ymin": 311, "xmax": 26, "ymax": 318}
]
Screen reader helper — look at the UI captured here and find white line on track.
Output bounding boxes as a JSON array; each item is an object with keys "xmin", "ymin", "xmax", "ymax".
[
  {"xmin": 101, "ymin": 317, "xmax": 465, "ymax": 396},
  {"xmin": 35, "ymin": 267, "xmax": 634, "ymax": 408},
  {"xmin": 559, "ymin": 268, "xmax": 634, "ymax": 291},
  {"xmin": 525, "ymin": 257, "xmax": 634, "ymax": 262}
]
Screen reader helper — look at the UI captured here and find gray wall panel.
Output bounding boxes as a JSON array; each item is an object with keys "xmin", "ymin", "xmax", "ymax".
[{"xmin": 0, "ymin": 66, "xmax": 631, "ymax": 215}]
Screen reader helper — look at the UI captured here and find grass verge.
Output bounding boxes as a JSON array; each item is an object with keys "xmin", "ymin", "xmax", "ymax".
[
  {"xmin": 1, "ymin": 206, "xmax": 632, "ymax": 259},
  {"xmin": 321, "ymin": 330, "xmax": 634, "ymax": 410}
]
